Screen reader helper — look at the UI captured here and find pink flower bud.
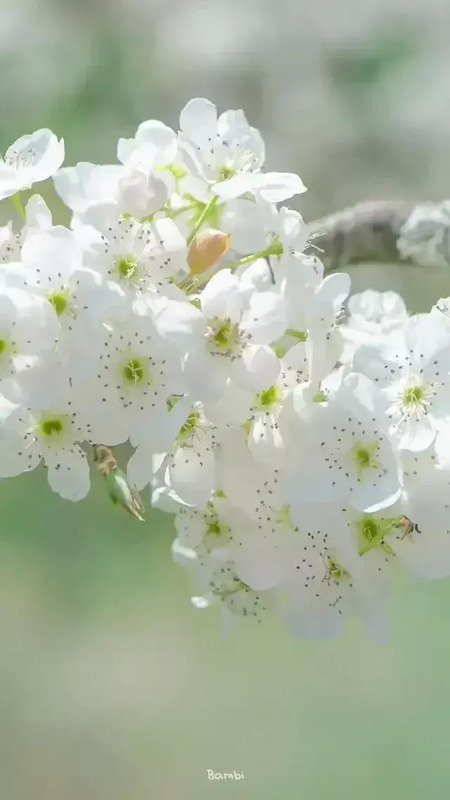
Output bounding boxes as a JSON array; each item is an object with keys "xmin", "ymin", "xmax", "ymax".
[{"xmin": 187, "ymin": 228, "xmax": 230, "ymax": 274}]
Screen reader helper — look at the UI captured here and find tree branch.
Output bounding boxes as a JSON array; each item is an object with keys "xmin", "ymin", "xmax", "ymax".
[{"xmin": 308, "ymin": 200, "xmax": 416, "ymax": 271}]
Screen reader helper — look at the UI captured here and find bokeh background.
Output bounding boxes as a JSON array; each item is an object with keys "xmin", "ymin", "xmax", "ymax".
[{"xmin": 2, "ymin": 1, "xmax": 450, "ymax": 797}]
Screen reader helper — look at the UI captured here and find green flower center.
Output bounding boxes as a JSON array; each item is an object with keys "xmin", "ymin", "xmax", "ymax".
[
  {"xmin": 48, "ymin": 289, "xmax": 71, "ymax": 316},
  {"xmin": 218, "ymin": 166, "xmax": 235, "ymax": 181},
  {"xmin": 323, "ymin": 555, "xmax": 350, "ymax": 583},
  {"xmin": 361, "ymin": 517, "xmax": 378, "ymax": 542},
  {"xmin": 115, "ymin": 254, "xmax": 138, "ymax": 280},
  {"xmin": 206, "ymin": 318, "xmax": 241, "ymax": 356},
  {"xmin": 39, "ymin": 416, "xmax": 65, "ymax": 438},
  {"xmin": 163, "ymin": 163, "xmax": 188, "ymax": 180},
  {"xmin": 122, "ymin": 357, "xmax": 147, "ymax": 385},
  {"xmin": 179, "ymin": 410, "xmax": 201, "ymax": 442},
  {"xmin": 351, "ymin": 440, "xmax": 379, "ymax": 475},
  {"xmin": 356, "ymin": 515, "xmax": 398, "ymax": 556},
  {"xmin": 256, "ymin": 385, "xmax": 280, "ymax": 409},
  {"xmin": 312, "ymin": 390, "xmax": 327, "ymax": 403},
  {"xmin": 207, "ymin": 522, "xmax": 221, "ymax": 536},
  {"xmin": 403, "ymin": 384, "xmax": 429, "ymax": 409},
  {"xmin": 0, "ymin": 339, "xmax": 6, "ymax": 355}
]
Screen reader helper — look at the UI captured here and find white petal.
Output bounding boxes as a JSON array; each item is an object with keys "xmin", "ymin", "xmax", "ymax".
[
  {"xmin": 212, "ymin": 174, "xmax": 254, "ymax": 200},
  {"xmin": 154, "ymin": 298, "xmax": 204, "ymax": 349},
  {"xmin": 127, "ymin": 443, "xmax": 154, "ymax": 490},
  {"xmin": 251, "ymin": 172, "xmax": 307, "ymax": 203},
  {"xmin": 184, "ymin": 350, "xmax": 227, "ymax": 401},
  {"xmin": 231, "ymin": 345, "xmax": 280, "ymax": 392},
  {"xmin": 179, "ymin": 98, "xmax": 218, "ymax": 141},
  {"xmin": 45, "ymin": 446, "xmax": 90, "ymax": 501},
  {"xmin": 200, "ymin": 269, "xmax": 243, "ymax": 321},
  {"xmin": 169, "ymin": 440, "xmax": 215, "ymax": 508},
  {"xmin": 241, "ymin": 290, "xmax": 286, "ymax": 343}
]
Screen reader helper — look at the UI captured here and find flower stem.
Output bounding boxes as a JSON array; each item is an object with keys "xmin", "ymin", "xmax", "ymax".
[
  {"xmin": 225, "ymin": 238, "xmax": 283, "ymax": 271},
  {"xmin": 286, "ymin": 328, "xmax": 308, "ymax": 341},
  {"xmin": 10, "ymin": 192, "xmax": 25, "ymax": 222},
  {"xmin": 186, "ymin": 195, "xmax": 218, "ymax": 245}
]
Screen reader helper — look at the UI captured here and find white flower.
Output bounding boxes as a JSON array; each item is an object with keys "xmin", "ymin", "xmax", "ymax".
[
  {"xmin": 0, "ymin": 129, "xmax": 64, "ymax": 199},
  {"xmin": 0, "ymin": 286, "xmax": 60, "ymax": 407},
  {"xmin": 278, "ymin": 502, "xmax": 389, "ymax": 641},
  {"xmin": 287, "ymin": 372, "xmax": 402, "ymax": 513},
  {"xmin": 53, "ymin": 162, "xmax": 123, "ymax": 215},
  {"xmin": 118, "ymin": 119, "xmax": 178, "ymax": 172},
  {"xmin": 179, "ymin": 98, "xmax": 306, "ymax": 202},
  {"xmin": 0, "ymin": 222, "xmax": 23, "ymax": 265},
  {"xmin": 191, "ymin": 557, "xmax": 268, "ymax": 625},
  {"xmin": 213, "ymin": 502, "xmax": 300, "ymax": 592},
  {"xmin": 221, "ymin": 198, "xmax": 309, "ymax": 262},
  {"xmin": 353, "ymin": 313, "xmax": 450, "ymax": 451},
  {"xmin": 394, "ymin": 446, "xmax": 450, "ymax": 579},
  {"xmin": 74, "ymin": 309, "xmax": 184, "ymax": 446},
  {"xmin": 246, "ymin": 341, "xmax": 311, "ymax": 466},
  {"xmin": 0, "ymin": 195, "xmax": 55, "ymax": 270},
  {"xmin": 77, "ymin": 204, "xmax": 188, "ymax": 295},
  {"xmin": 128, "ymin": 399, "xmax": 217, "ymax": 508},
  {"xmin": 172, "ymin": 502, "xmax": 267, "ymax": 624},
  {"xmin": 1, "ymin": 224, "xmax": 124, "ymax": 381},
  {"xmin": 0, "ymin": 396, "xmax": 90, "ymax": 500},
  {"xmin": 398, "ymin": 201, "xmax": 450, "ymax": 268},
  {"xmin": 155, "ymin": 268, "xmax": 285, "ymax": 401},
  {"xmin": 6, "ymin": 97, "xmax": 450, "ymax": 642},
  {"xmin": 432, "ymin": 295, "xmax": 450, "ymax": 324},
  {"xmin": 163, "ymin": 405, "xmax": 216, "ymax": 508},
  {"xmin": 215, "ymin": 427, "xmax": 284, "ymax": 517},
  {"xmin": 303, "ymin": 272, "xmax": 350, "ymax": 384},
  {"xmin": 341, "ymin": 289, "xmax": 408, "ymax": 362},
  {"xmin": 0, "ymin": 283, "xmax": 58, "ymax": 366},
  {"xmin": 116, "ymin": 168, "xmax": 169, "ymax": 220},
  {"xmin": 3, "ymin": 225, "xmax": 120, "ymax": 321}
]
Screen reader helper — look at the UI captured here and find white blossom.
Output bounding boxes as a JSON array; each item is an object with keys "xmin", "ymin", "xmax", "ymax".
[
  {"xmin": 179, "ymin": 98, "xmax": 305, "ymax": 202},
  {"xmin": 353, "ymin": 314, "xmax": 450, "ymax": 451},
  {"xmin": 155, "ymin": 268, "xmax": 285, "ymax": 401},
  {"xmin": 0, "ymin": 129, "xmax": 64, "ymax": 199},
  {"xmin": 1, "ymin": 99, "xmax": 450, "ymax": 642}
]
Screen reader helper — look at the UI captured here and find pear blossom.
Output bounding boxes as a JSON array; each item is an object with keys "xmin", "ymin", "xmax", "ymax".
[
  {"xmin": 155, "ymin": 268, "xmax": 286, "ymax": 401},
  {"xmin": 0, "ymin": 394, "xmax": 90, "ymax": 500},
  {"xmin": 353, "ymin": 313, "xmax": 450, "ymax": 451},
  {"xmin": 77, "ymin": 204, "xmax": 188, "ymax": 295},
  {"xmin": 73, "ymin": 309, "xmax": 184, "ymax": 446},
  {"xmin": 278, "ymin": 502, "xmax": 389, "ymax": 642},
  {"xmin": 0, "ymin": 129, "xmax": 64, "ymax": 200},
  {"xmin": 1, "ymin": 99, "xmax": 450, "ymax": 642},
  {"xmin": 286, "ymin": 373, "xmax": 402, "ymax": 513},
  {"xmin": 53, "ymin": 162, "xmax": 123, "ymax": 215},
  {"xmin": 128, "ymin": 399, "xmax": 217, "ymax": 508},
  {"xmin": 179, "ymin": 98, "xmax": 306, "ymax": 202},
  {"xmin": 246, "ymin": 341, "xmax": 311, "ymax": 466},
  {"xmin": 118, "ymin": 119, "xmax": 178, "ymax": 172},
  {"xmin": 398, "ymin": 201, "xmax": 450, "ymax": 268}
]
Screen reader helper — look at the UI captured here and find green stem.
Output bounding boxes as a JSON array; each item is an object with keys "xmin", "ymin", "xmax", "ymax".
[
  {"xmin": 225, "ymin": 239, "xmax": 283, "ymax": 271},
  {"xmin": 286, "ymin": 328, "xmax": 308, "ymax": 341},
  {"xmin": 186, "ymin": 275, "xmax": 207, "ymax": 295},
  {"xmin": 10, "ymin": 192, "xmax": 25, "ymax": 222},
  {"xmin": 186, "ymin": 195, "xmax": 218, "ymax": 245}
]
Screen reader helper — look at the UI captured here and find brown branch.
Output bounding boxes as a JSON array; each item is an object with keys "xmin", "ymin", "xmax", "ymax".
[{"xmin": 308, "ymin": 200, "xmax": 416, "ymax": 271}]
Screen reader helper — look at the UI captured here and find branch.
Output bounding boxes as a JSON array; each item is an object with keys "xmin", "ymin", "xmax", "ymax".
[{"xmin": 308, "ymin": 200, "xmax": 416, "ymax": 271}]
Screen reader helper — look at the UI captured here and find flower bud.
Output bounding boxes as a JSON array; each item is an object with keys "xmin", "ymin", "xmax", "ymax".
[{"xmin": 187, "ymin": 228, "xmax": 230, "ymax": 275}]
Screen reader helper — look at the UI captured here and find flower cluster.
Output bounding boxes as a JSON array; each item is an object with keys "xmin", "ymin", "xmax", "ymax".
[
  {"xmin": 398, "ymin": 201, "xmax": 450, "ymax": 268},
  {"xmin": 1, "ymin": 99, "xmax": 450, "ymax": 641}
]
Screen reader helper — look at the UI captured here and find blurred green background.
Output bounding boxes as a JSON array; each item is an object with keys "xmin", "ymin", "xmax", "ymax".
[{"xmin": 2, "ymin": 0, "xmax": 450, "ymax": 797}]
